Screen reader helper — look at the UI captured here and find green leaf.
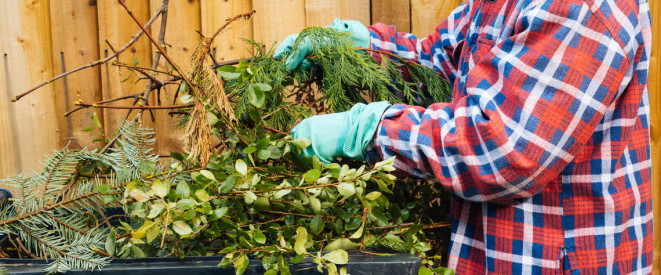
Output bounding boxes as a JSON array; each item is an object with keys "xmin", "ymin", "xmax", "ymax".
[
  {"xmin": 264, "ymin": 269, "xmax": 278, "ymax": 275},
  {"xmin": 257, "ymin": 149, "xmax": 271, "ymax": 160},
  {"xmin": 129, "ymin": 189, "xmax": 149, "ymax": 202},
  {"xmin": 195, "ymin": 189, "xmax": 210, "ymax": 201},
  {"xmin": 383, "ymin": 232, "xmax": 404, "ymax": 243},
  {"xmin": 91, "ymin": 112, "xmax": 102, "ymax": 128},
  {"xmin": 176, "ymin": 181, "xmax": 190, "ymax": 199},
  {"xmin": 210, "ymin": 207, "xmax": 228, "ymax": 221},
  {"xmin": 289, "ymin": 254, "xmax": 305, "ymax": 265},
  {"xmin": 375, "ymin": 179, "xmax": 394, "ymax": 195},
  {"xmin": 217, "ymin": 65, "xmax": 241, "ymax": 79},
  {"xmin": 81, "ymin": 126, "xmax": 96, "ymax": 132},
  {"xmin": 323, "ymin": 238, "xmax": 360, "ymax": 251},
  {"xmin": 105, "ymin": 230, "xmax": 116, "ymax": 256},
  {"xmin": 252, "ymin": 83, "xmax": 272, "ymax": 92},
  {"xmin": 147, "ymin": 202, "xmax": 166, "ymax": 219},
  {"xmin": 310, "ymin": 197, "xmax": 321, "ymax": 214},
  {"xmin": 278, "ymin": 255, "xmax": 291, "ymax": 275},
  {"xmin": 206, "ymin": 112, "xmax": 219, "ymax": 126},
  {"xmin": 418, "ymin": 267, "xmax": 434, "ymax": 275},
  {"xmin": 132, "ymin": 220, "xmax": 155, "ymax": 239},
  {"xmin": 247, "ymin": 84, "xmax": 266, "ymax": 107},
  {"xmin": 388, "ymin": 204, "xmax": 402, "ymax": 219},
  {"xmin": 304, "ymin": 169, "xmax": 321, "ymax": 183},
  {"xmin": 177, "ymin": 199, "xmax": 197, "ymax": 210},
  {"xmin": 132, "ymin": 246, "xmax": 146, "ymax": 258},
  {"xmin": 253, "ymin": 230, "xmax": 266, "ymax": 244},
  {"xmin": 239, "ymin": 236, "xmax": 253, "ymax": 248},
  {"xmin": 133, "ymin": 57, "xmax": 139, "ymax": 65},
  {"xmin": 243, "ymin": 146, "xmax": 257, "ymax": 154},
  {"xmin": 349, "ymin": 224, "xmax": 364, "ymax": 239},
  {"xmin": 178, "ymin": 81, "xmax": 189, "ymax": 96},
  {"xmin": 244, "ymin": 191, "xmax": 257, "ymax": 204},
  {"xmin": 172, "ymin": 220, "xmax": 193, "ymax": 236},
  {"xmin": 291, "ymin": 138, "xmax": 311, "ymax": 149},
  {"xmin": 179, "ymin": 94, "xmax": 194, "ymax": 104},
  {"xmin": 433, "ymin": 267, "xmax": 455, "ymax": 275},
  {"xmin": 151, "ymin": 179, "xmax": 168, "ymax": 198},
  {"xmin": 254, "ymin": 197, "xmax": 270, "ymax": 211},
  {"xmin": 200, "ymin": 170, "xmax": 216, "ymax": 181},
  {"xmin": 236, "ymin": 159, "xmax": 248, "ymax": 175},
  {"xmin": 234, "ymin": 254, "xmax": 249, "ymax": 275},
  {"xmin": 294, "ymin": 227, "xmax": 308, "ymax": 255},
  {"xmin": 310, "ymin": 216, "xmax": 324, "ymax": 235},
  {"xmin": 171, "ymin": 152, "xmax": 184, "ymax": 161},
  {"xmin": 364, "ymin": 191, "xmax": 382, "ymax": 201},
  {"xmin": 322, "ymin": 249, "xmax": 348, "ymax": 265},
  {"xmin": 336, "ymin": 183, "xmax": 356, "ymax": 198},
  {"xmin": 219, "ymin": 175, "xmax": 236, "ymax": 193}
]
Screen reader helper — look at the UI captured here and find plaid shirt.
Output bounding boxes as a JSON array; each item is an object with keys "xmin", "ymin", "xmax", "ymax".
[{"xmin": 365, "ymin": 0, "xmax": 653, "ymax": 274}]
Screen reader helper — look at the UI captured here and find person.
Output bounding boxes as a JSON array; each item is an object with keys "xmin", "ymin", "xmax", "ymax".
[{"xmin": 274, "ymin": 0, "xmax": 653, "ymax": 274}]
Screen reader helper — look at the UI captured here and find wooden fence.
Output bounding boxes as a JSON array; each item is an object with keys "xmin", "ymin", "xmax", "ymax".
[{"xmin": 0, "ymin": 0, "xmax": 659, "ymax": 272}]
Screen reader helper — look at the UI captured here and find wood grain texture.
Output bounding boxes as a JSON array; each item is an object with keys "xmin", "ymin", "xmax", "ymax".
[
  {"xmin": 49, "ymin": 0, "xmax": 103, "ymax": 150},
  {"xmin": 648, "ymin": 0, "xmax": 660, "ymax": 273},
  {"xmin": 0, "ymin": 0, "xmax": 59, "ymax": 179},
  {"xmin": 305, "ymin": 0, "xmax": 370, "ymax": 27},
  {"xmin": 252, "ymin": 0, "xmax": 306, "ymax": 47},
  {"xmin": 148, "ymin": 0, "xmax": 200, "ymax": 155},
  {"xmin": 201, "ymin": 0, "xmax": 253, "ymax": 61},
  {"xmin": 96, "ymin": 0, "xmax": 153, "ymax": 137},
  {"xmin": 411, "ymin": 0, "xmax": 463, "ymax": 37},
  {"xmin": 371, "ymin": 0, "xmax": 411, "ymax": 33}
]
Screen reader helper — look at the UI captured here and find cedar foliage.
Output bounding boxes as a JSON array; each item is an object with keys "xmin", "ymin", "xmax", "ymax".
[{"xmin": 0, "ymin": 23, "xmax": 453, "ymax": 275}]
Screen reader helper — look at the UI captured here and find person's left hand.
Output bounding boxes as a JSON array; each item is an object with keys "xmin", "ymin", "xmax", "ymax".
[
  {"xmin": 274, "ymin": 18, "xmax": 371, "ymax": 72},
  {"xmin": 290, "ymin": 101, "xmax": 391, "ymax": 164}
]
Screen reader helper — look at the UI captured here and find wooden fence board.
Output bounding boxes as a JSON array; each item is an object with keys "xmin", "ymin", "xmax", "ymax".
[
  {"xmin": 148, "ymin": 0, "xmax": 200, "ymax": 155},
  {"xmin": 49, "ymin": 0, "xmax": 102, "ymax": 150},
  {"xmin": 372, "ymin": 0, "xmax": 411, "ymax": 33},
  {"xmin": 0, "ymin": 0, "xmax": 59, "ymax": 179},
  {"xmin": 201, "ymin": 0, "xmax": 253, "ymax": 61},
  {"xmin": 96, "ymin": 0, "xmax": 153, "ymax": 137},
  {"xmin": 411, "ymin": 0, "xmax": 463, "ymax": 37},
  {"xmin": 305, "ymin": 0, "xmax": 370, "ymax": 27},
  {"xmin": 252, "ymin": 0, "xmax": 306, "ymax": 47}
]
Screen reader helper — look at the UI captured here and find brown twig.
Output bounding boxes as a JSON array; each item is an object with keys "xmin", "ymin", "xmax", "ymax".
[
  {"xmin": 11, "ymin": 2, "xmax": 166, "ymax": 102},
  {"xmin": 7, "ymin": 235, "xmax": 22, "ymax": 259},
  {"xmin": 14, "ymin": 237, "xmax": 39, "ymax": 259},
  {"xmin": 74, "ymin": 102, "xmax": 193, "ymax": 110},
  {"xmin": 118, "ymin": 0, "xmax": 201, "ymax": 99},
  {"xmin": 212, "ymin": 57, "xmax": 254, "ymax": 68},
  {"xmin": 262, "ymin": 125, "xmax": 287, "ymax": 135},
  {"xmin": 64, "ymin": 92, "xmax": 144, "ymax": 117},
  {"xmin": 210, "ymin": 11, "xmax": 256, "ymax": 41},
  {"xmin": 112, "ymin": 62, "xmax": 180, "ymax": 78},
  {"xmin": 137, "ymin": 0, "xmax": 170, "ymax": 107}
]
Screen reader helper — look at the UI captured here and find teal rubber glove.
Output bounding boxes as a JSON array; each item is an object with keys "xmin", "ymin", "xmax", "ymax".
[
  {"xmin": 290, "ymin": 101, "xmax": 391, "ymax": 164},
  {"xmin": 274, "ymin": 18, "xmax": 371, "ymax": 72}
]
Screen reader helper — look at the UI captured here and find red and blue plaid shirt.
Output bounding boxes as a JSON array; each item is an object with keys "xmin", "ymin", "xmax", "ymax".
[{"xmin": 365, "ymin": 0, "xmax": 653, "ymax": 273}]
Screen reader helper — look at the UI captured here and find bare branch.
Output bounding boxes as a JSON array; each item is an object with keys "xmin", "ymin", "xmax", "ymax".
[{"xmin": 11, "ymin": 2, "xmax": 168, "ymax": 102}]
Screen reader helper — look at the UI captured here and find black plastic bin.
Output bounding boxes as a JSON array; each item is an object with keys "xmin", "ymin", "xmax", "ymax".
[{"xmin": 1, "ymin": 250, "xmax": 422, "ymax": 274}]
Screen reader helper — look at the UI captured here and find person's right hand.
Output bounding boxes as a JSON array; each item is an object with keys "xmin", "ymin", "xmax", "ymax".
[{"xmin": 273, "ymin": 18, "xmax": 370, "ymax": 72}]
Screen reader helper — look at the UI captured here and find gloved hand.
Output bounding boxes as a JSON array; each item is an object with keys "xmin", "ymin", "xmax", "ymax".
[
  {"xmin": 274, "ymin": 18, "xmax": 371, "ymax": 72},
  {"xmin": 290, "ymin": 101, "xmax": 391, "ymax": 164}
]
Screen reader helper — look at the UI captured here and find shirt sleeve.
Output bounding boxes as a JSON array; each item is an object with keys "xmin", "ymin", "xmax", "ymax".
[
  {"xmin": 366, "ymin": 3, "xmax": 633, "ymax": 202},
  {"xmin": 367, "ymin": 2, "xmax": 469, "ymax": 85}
]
